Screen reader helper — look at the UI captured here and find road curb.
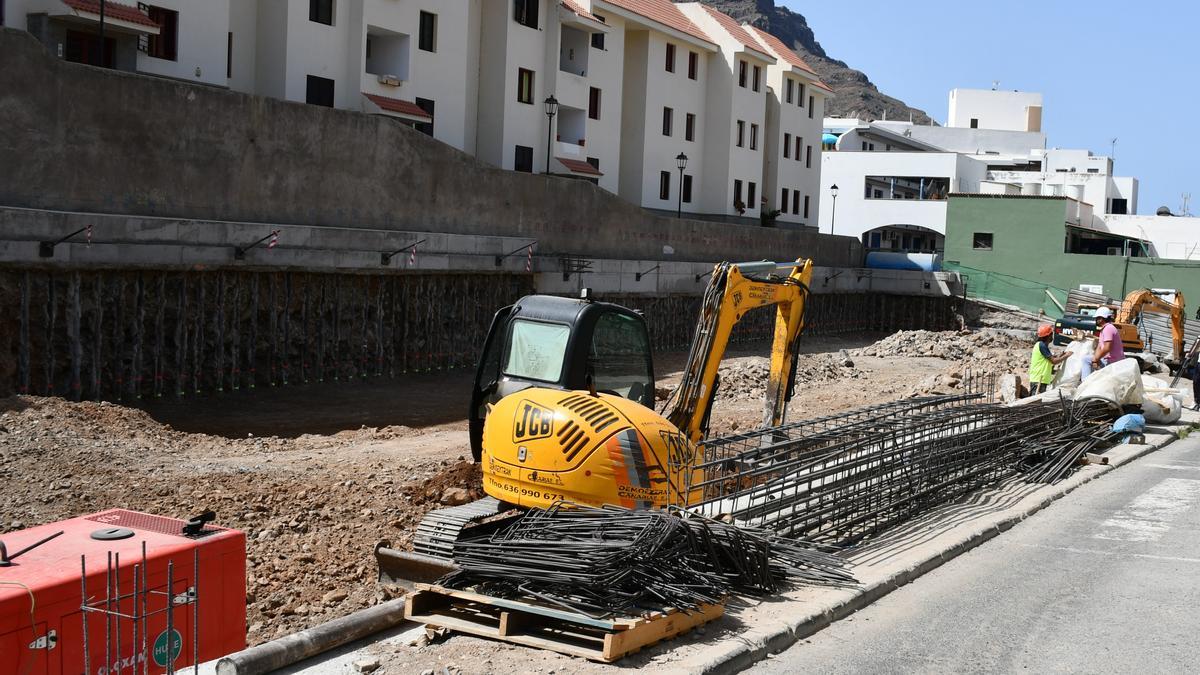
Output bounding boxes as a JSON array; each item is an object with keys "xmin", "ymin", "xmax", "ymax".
[{"xmin": 686, "ymin": 426, "xmax": 1190, "ymax": 674}]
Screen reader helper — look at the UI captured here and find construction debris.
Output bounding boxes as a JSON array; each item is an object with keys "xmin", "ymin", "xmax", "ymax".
[{"xmin": 441, "ymin": 504, "xmax": 855, "ymax": 618}]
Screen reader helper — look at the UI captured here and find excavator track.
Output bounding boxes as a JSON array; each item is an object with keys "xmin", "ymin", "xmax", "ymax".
[
  {"xmin": 412, "ymin": 496, "xmax": 505, "ymax": 559},
  {"xmin": 375, "ymin": 497, "xmax": 508, "ymax": 589}
]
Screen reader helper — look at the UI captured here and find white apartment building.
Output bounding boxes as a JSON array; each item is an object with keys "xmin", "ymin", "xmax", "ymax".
[
  {"xmin": 746, "ymin": 25, "xmax": 830, "ymax": 228},
  {"xmin": 7, "ymin": 0, "xmax": 231, "ymax": 86},
  {"xmin": 611, "ymin": 0, "xmax": 717, "ymax": 214},
  {"xmin": 476, "ymin": 0, "xmax": 617, "ymax": 191},
  {"xmin": 5, "ymin": 0, "xmax": 836, "ymax": 225},
  {"xmin": 820, "ymin": 88, "xmax": 1140, "ymax": 252}
]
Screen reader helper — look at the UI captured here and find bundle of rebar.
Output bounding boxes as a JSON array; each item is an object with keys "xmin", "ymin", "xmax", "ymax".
[
  {"xmin": 685, "ymin": 394, "xmax": 1120, "ymax": 547},
  {"xmin": 441, "ymin": 503, "xmax": 855, "ymax": 618}
]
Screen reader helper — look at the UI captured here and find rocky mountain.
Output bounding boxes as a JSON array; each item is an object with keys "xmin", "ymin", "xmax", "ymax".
[{"xmin": 689, "ymin": 0, "xmax": 935, "ymax": 124}]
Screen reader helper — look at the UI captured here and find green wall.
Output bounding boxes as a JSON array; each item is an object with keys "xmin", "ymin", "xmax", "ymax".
[{"xmin": 943, "ymin": 196, "xmax": 1200, "ymax": 316}]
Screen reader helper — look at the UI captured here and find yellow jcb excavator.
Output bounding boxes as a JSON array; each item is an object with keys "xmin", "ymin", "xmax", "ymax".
[
  {"xmin": 1115, "ymin": 289, "xmax": 1187, "ymax": 365},
  {"xmin": 377, "ymin": 259, "xmax": 814, "ymax": 582}
]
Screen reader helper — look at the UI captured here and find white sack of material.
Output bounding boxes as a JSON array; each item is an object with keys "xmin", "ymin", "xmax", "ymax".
[
  {"xmin": 1076, "ymin": 358, "xmax": 1144, "ymax": 406},
  {"xmin": 1054, "ymin": 340, "xmax": 1094, "ymax": 388},
  {"xmin": 1140, "ymin": 375, "xmax": 1186, "ymax": 424}
]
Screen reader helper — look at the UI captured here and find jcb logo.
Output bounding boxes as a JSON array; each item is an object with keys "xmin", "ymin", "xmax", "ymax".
[{"xmin": 513, "ymin": 401, "xmax": 554, "ymax": 442}]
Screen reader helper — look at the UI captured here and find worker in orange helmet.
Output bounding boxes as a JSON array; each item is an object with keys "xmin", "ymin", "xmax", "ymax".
[{"xmin": 1028, "ymin": 324, "xmax": 1069, "ymax": 395}]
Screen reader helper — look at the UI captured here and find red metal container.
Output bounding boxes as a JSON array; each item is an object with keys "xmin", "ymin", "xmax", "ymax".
[{"xmin": 0, "ymin": 509, "xmax": 246, "ymax": 674}]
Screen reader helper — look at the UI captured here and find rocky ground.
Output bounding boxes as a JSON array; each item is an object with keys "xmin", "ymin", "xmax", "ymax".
[{"xmin": 0, "ymin": 329, "xmax": 1033, "ymax": 651}]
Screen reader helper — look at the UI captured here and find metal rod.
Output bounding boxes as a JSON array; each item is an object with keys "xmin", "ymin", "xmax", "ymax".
[
  {"xmin": 167, "ymin": 560, "xmax": 175, "ymax": 675},
  {"xmin": 82, "ymin": 555, "xmax": 91, "ymax": 675}
]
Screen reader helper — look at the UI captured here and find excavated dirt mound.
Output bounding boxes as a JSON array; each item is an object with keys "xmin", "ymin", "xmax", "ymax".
[
  {"xmin": 855, "ymin": 329, "xmax": 1031, "ymax": 397},
  {"xmin": 714, "ymin": 353, "xmax": 862, "ymax": 402},
  {"xmin": 0, "ymin": 395, "xmax": 479, "ymax": 644}
]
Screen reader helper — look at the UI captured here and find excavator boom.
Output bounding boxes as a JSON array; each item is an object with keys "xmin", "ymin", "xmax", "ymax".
[{"xmin": 663, "ymin": 259, "xmax": 813, "ymax": 442}]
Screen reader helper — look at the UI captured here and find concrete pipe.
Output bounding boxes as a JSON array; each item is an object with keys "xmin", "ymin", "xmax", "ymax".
[{"xmin": 215, "ymin": 598, "xmax": 408, "ymax": 675}]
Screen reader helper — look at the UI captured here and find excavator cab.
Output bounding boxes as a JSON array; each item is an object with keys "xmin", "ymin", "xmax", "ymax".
[{"xmin": 468, "ymin": 293, "xmax": 655, "ymax": 461}]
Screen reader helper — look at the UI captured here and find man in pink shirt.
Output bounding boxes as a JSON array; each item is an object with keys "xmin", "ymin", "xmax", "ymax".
[{"xmin": 1091, "ymin": 306, "xmax": 1125, "ymax": 370}]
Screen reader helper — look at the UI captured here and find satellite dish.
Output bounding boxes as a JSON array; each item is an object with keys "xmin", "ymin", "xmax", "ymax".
[{"xmin": 1156, "ymin": 206, "xmax": 1174, "ymax": 216}]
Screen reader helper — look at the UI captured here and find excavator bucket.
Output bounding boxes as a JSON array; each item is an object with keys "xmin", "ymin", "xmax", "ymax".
[{"xmin": 374, "ymin": 542, "xmax": 457, "ymax": 591}]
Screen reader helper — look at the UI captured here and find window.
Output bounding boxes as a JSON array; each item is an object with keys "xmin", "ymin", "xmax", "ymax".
[
  {"xmin": 781, "ymin": 188, "xmax": 789, "ymax": 211},
  {"xmin": 586, "ymin": 156, "xmax": 599, "ymax": 171},
  {"xmin": 305, "ymin": 75, "xmax": 335, "ymax": 107},
  {"xmin": 792, "ymin": 190, "xmax": 800, "ymax": 215},
  {"xmin": 794, "ymin": 136, "xmax": 802, "ymax": 160},
  {"xmin": 514, "ymin": 145, "xmax": 534, "ymax": 173},
  {"xmin": 591, "ymin": 15, "xmax": 606, "ymax": 49},
  {"xmin": 747, "ymin": 182, "xmax": 757, "ymax": 208},
  {"xmin": 682, "ymin": 174, "xmax": 693, "ymax": 203},
  {"xmin": 737, "ymin": 60, "xmax": 747, "ymax": 87},
  {"xmin": 590, "ymin": 312, "xmax": 653, "ymax": 404},
  {"xmin": 685, "ymin": 113, "xmax": 695, "ymax": 142},
  {"xmin": 808, "ymin": 96, "xmax": 814, "ymax": 118},
  {"xmin": 735, "ymin": 120, "xmax": 745, "ymax": 147},
  {"xmin": 1087, "ymin": 168, "xmax": 1099, "ymax": 174},
  {"xmin": 862, "ymin": 141, "xmax": 868, "ymax": 151},
  {"xmin": 146, "ymin": 6, "xmax": 178, "ymax": 60},
  {"xmin": 786, "ymin": 79, "xmax": 794, "ymax": 103},
  {"xmin": 309, "ymin": 0, "xmax": 333, "ymax": 25},
  {"xmin": 1111, "ymin": 198, "xmax": 1128, "ymax": 215},
  {"xmin": 517, "ymin": 68, "xmax": 534, "ymax": 104},
  {"xmin": 418, "ymin": 11, "xmax": 436, "ymax": 52},
  {"xmin": 806, "ymin": 145, "xmax": 812, "ymax": 168},
  {"xmin": 514, "ymin": 0, "xmax": 538, "ymax": 28},
  {"xmin": 797, "ymin": 83, "xmax": 805, "ymax": 105},
  {"xmin": 662, "ymin": 107, "xmax": 673, "ymax": 136},
  {"xmin": 803, "ymin": 195, "xmax": 810, "ymax": 219},
  {"xmin": 972, "ymin": 232, "xmax": 994, "ymax": 250},
  {"xmin": 873, "ymin": 188, "xmax": 883, "ymax": 198},
  {"xmin": 504, "ymin": 319, "xmax": 569, "ymax": 382},
  {"xmin": 752, "ymin": 65, "xmax": 761, "ymax": 92},
  {"xmin": 226, "ymin": 32, "xmax": 232, "ymax": 79},
  {"xmin": 970, "ymin": 118, "xmax": 979, "ymax": 129},
  {"xmin": 659, "ymin": 171, "xmax": 671, "ymax": 200},
  {"xmin": 688, "ymin": 51, "xmax": 698, "ymax": 80},
  {"xmin": 750, "ymin": 123, "xmax": 758, "ymax": 150},
  {"xmin": 589, "ymin": 87, "xmax": 601, "ymax": 120},
  {"xmin": 783, "ymin": 133, "xmax": 791, "ymax": 158},
  {"xmin": 414, "ymin": 97, "xmax": 435, "ymax": 136},
  {"xmin": 734, "ymin": 179, "xmax": 743, "ymax": 205},
  {"xmin": 665, "ymin": 43, "xmax": 676, "ymax": 72}
]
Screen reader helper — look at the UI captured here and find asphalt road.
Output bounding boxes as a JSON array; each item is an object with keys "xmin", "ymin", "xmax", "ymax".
[{"xmin": 753, "ymin": 434, "xmax": 1200, "ymax": 674}]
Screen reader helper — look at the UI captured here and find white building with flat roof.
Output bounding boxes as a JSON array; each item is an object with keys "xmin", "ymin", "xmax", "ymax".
[
  {"xmin": 947, "ymin": 87, "xmax": 1042, "ymax": 132},
  {"xmin": 820, "ymin": 88, "xmax": 1140, "ymax": 252}
]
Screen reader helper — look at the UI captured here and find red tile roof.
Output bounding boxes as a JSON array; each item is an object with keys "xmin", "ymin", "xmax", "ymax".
[
  {"xmin": 556, "ymin": 157, "xmax": 603, "ymax": 176},
  {"xmin": 363, "ymin": 93, "xmax": 432, "ymax": 120},
  {"xmin": 745, "ymin": 25, "xmax": 834, "ymax": 92},
  {"xmin": 561, "ymin": 0, "xmax": 601, "ymax": 23},
  {"xmin": 700, "ymin": 5, "xmax": 773, "ymax": 61},
  {"xmin": 61, "ymin": 0, "xmax": 159, "ymax": 28},
  {"xmin": 601, "ymin": 0, "xmax": 712, "ymax": 44}
]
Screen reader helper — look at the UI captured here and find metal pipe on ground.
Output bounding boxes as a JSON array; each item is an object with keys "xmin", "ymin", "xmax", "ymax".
[{"xmin": 214, "ymin": 598, "xmax": 407, "ymax": 675}]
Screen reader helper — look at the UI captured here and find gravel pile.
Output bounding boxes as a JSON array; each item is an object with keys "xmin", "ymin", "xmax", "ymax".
[
  {"xmin": 715, "ymin": 353, "xmax": 861, "ymax": 402},
  {"xmin": 855, "ymin": 330, "xmax": 1031, "ymax": 397}
]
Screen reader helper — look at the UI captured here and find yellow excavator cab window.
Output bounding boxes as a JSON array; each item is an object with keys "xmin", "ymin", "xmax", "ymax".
[
  {"xmin": 589, "ymin": 312, "xmax": 653, "ymax": 402},
  {"xmin": 503, "ymin": 319, "xmax": 571, "ymax": 382}
]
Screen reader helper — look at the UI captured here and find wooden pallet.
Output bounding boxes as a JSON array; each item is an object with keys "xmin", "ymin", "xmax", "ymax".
[{"xmin": 404, "ymin": 583, "xmax": 724, "ymax": 662}]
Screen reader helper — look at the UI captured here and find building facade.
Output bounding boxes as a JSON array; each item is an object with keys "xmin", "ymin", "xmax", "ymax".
[
  {"xmin": 820, "ymin": 88, "xmax": 1140, "ymax": 252},
  {"xmin": 4, "ymin": 0, "xmax": 832, "ymax": 225}
]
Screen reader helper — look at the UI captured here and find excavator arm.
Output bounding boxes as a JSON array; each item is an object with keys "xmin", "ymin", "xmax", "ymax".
[
  {"xmin": 663, "ymin": 259, "xmax": 813, "ymax": 443},
  {"xmin": 1117, "ymin": 289, "xmax": 1187, "ymax": 363}
]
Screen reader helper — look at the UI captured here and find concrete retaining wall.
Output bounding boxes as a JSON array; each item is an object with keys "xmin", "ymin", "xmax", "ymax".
[
  {"xmin": 0, "ymin": 268, "xmax": 960, "ymax": 400},
  {"xmin": 0, "ymin": 28, "xmax": 861, "ymax": 267}
]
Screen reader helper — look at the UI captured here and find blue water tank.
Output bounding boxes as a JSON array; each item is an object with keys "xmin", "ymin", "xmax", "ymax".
[
  {"xmin": 822, "ymin": 133, "xmax": 839, "ymax": 145},
  {"xmin": 865, "ymin": 251, "xmax": 942, "ymax": 272}
]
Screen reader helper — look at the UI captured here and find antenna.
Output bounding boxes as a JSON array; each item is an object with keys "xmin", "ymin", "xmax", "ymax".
[
  {"xmin": 1110, "ymin": 137, "xmax": 1117, "ymax": 162},
  {"xmin": 1182, "ymin": 193, "xmax": 1193, "ymax": 217}
]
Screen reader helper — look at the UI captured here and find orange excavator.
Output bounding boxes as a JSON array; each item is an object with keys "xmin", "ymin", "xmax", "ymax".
[{"xmin": 1115, "ymin": 289, "xmax": 1187, "ymax": 366}]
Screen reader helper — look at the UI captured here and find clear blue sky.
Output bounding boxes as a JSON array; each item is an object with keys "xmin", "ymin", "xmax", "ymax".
[{"xmin": 785, "ymin": 1, "xmax": 1198, "ymax": 216}]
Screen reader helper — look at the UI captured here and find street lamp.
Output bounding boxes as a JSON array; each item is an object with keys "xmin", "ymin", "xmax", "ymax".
[
  {"xmin": 829, "ymin": 184, "xmax": 839, "ymax": 235},
  {"xmin": 675, "ymin": 152, "xmax": 688, "ymax": 218},
  {"xmin": 544, "ymin": 95, "xmax": 559, "ymax": 174}
]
